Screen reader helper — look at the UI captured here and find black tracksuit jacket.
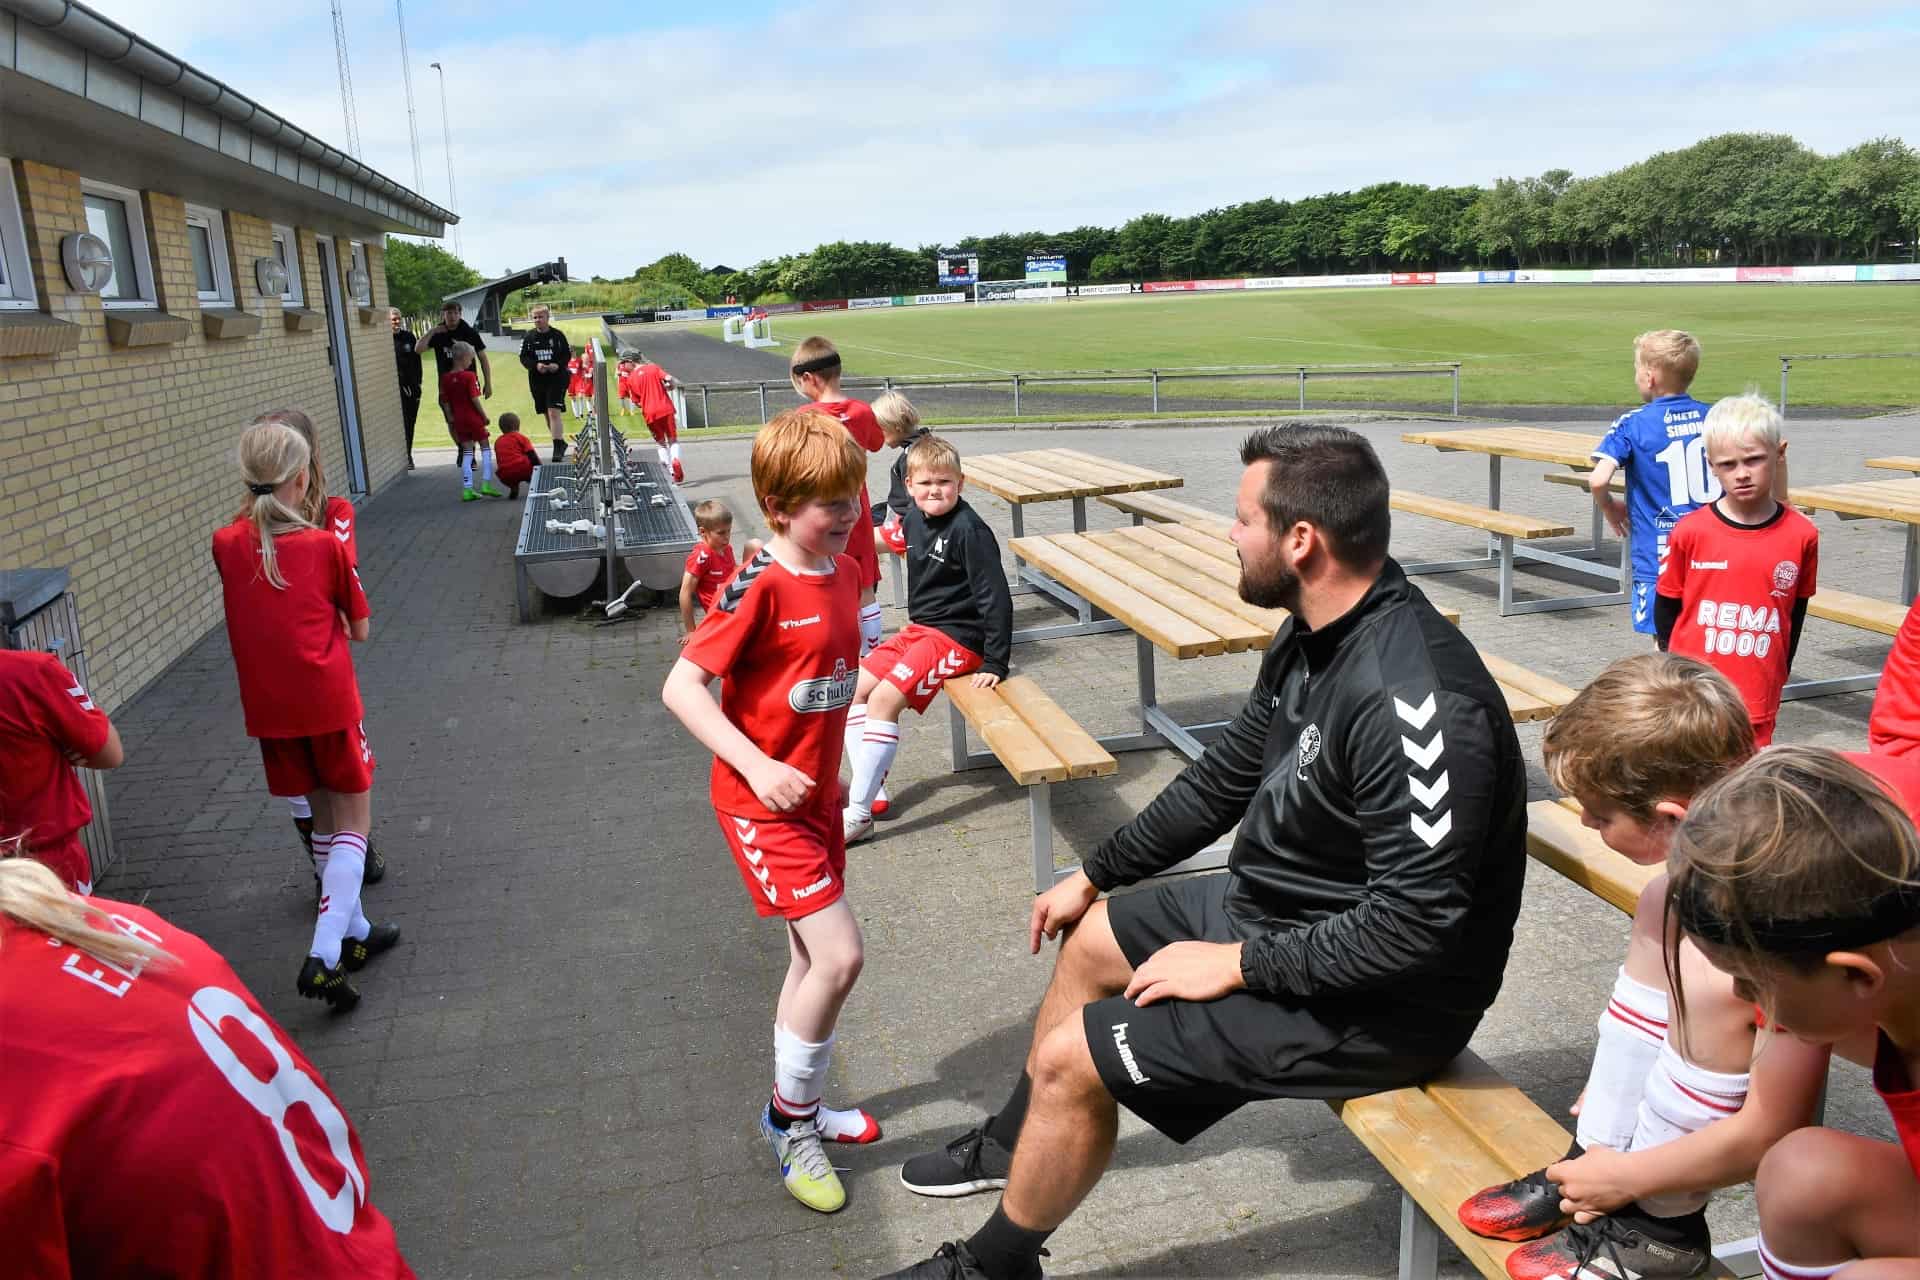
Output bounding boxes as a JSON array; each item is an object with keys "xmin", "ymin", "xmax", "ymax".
[
  {"xmin": 902, "ymin": 497, "xmax": 1013, "ymax": 679},
  {"xmin": 519, "ymin": 327, "xmax": 572, "ymax": 377},
  {"xmin": 1082, "ymin": 560, "xmax": 1527, "ymax": 1028}
]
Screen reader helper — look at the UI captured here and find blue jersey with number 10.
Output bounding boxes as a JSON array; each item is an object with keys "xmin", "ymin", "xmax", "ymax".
[{"xmin": 1593, "ymin": 393, "xmax": 1722, "ymax": 586}]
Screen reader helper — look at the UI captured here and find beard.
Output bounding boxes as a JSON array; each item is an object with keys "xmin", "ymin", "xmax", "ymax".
[{"xmin": 1238, "ymin": 552, "xmax": 1300, "ymax": 611}]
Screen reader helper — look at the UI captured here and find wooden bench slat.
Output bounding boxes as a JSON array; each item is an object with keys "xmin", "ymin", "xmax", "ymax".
[
  {"xmin": 1391, "ymin": 491, "xmax": 1576, "ymax": 540},
  {"xmin": 960, "ymin": 461, "xmax": 1053, "ymax": 503},
  {"xmin": 1476, "ymin": 653, "xmax": 1579, "ymax": 716},
  {"xmin": 1809, "ymin": 588, "xmax": 1910, "ymax": 636},
  {"xmin": 973, "ymin": 456, "xmax": 1104, "ymax": 499},
  {"xmin": 1497, "ymin": 683, "xmax": 1555, "ymax": 723},
  {"xmin": 1422, "ymin": 1050, "xmax": 1577, "ymax": 1177},
  {"xmin": 1010, "ymin": 536, "xmax": 1225, "ymax": 658},
  {"xmin": 1090, "ymin": 530, "xmax": 1289, "ymax": 634},
  {"xmin": 1035, "ymin": 447, "xmax": 1184, "ymax": 490},
  {"xmin": 1098, "ymin": 490, "xmax": 1235, "ymax": 536},
  {"xmin": 1526, "ymin": 799, "xmax": 1652, "ymax": 916},
  {"xmin": 1542, "ymin": 470, "xmax": 1623, "ymax": 495},
  {"xmin": 994, "ymin": 676, "xmax": 1117, "ymax": 780},
  {"xmin": 1867, "ymin": 456, "xmax": 1920, "ymax": 473},
  {"xmin": 1110, "ymin": 524, "xmax": 1245, "ymax": 589},
  {"xmin": 1054, "ymin": 534, "xmax": 1267, "ymax": 651},
  {"xmin": 944, "ymin": 681, "xmax": 1068, "ymax": 785},
  {"xmin": 1149, "ymin": 520, "xmax": 1242, "ymax": 565}
]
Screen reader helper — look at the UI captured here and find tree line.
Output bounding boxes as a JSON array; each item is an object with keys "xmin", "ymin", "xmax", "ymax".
[{"xmin": 401, "ymin": 132, "xmax": 1919, "ymax": 312}]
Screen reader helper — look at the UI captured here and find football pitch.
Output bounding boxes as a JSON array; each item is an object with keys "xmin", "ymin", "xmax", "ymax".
[{"xmin": 733, "ymin": 285, "xmax": 1918, "ymax": 411}]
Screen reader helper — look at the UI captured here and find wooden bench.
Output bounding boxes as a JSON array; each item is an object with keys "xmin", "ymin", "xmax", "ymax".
[
  {"xmin": 1392, "ymin": 491, "xmax": 1581, "ymax": 616},
  {"xmin": 1478, "ymin": 654, "xmax": 1580, "ymax": 725},
  {"xmin": 1807, "ymin": 588, "xmax": 1909, "ymax": 636},
  {"xmin": 1866, "ymin": 456, "xmax": 1920, "ymax": 473},
  {"xmin": 1097, "ymin": 491, "xmax": 1234, "ymax": 537},
  {"xmin": 1542, "ymin": 469, "xmax": 1623, "ymax": 495},
  {"xmin": 944, "ymin": 675, "xmax": 1117, "ymax": 891}
]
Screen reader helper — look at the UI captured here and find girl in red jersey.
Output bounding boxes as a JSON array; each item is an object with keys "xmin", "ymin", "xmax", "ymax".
[
  {"xmin": 0, "ymin": 648, "xmax": 122, "ymax": 892},
  {"xmin": 211, "ymin": 422, "xmax": 398, "ymax": 1012},
  {"xmin": 248, "ymin": 408, "xmax": 387, "ymax": 891},
  {"xmin": 1668, "ymin": 747, "xmax": 1920, "ymax": 1280},
  {"xmin": 0, "ymin": 855, "xmax": 415, "ymax": 1276},
  {"xmin": 441, "ymin": 341, "xmax": 498, "ymax": 502}
]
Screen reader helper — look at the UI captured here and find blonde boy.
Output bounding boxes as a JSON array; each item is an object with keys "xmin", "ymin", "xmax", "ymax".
[
  {"xmin": 677, "ymin": 499, "xmax": 764, "ymax": 641},
  {"xmin": 661, "ymin": 408, "xmax": 881, "ymax": 1215},
  {"xmin": 790, "ymin": 337, "xmax": 885, "ymax": 653},
  {"xmin": 1654, "ymin": 394, "xmax": 1816, "ymax": 746},
  {"xmin": 872, "ymin": 390, "xmax": 930, "ymax": 557}
]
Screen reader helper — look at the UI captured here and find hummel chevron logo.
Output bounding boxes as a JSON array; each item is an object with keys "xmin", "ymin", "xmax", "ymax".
[
  {"xmin": 1400, "ymin": 731, "xmax": 1445, "ymax": 771},
  {"xmin": 1393, "ymin": 693, "xmax": 1436, "ymax": 731},
  {"xmin": 1408, "ymin": 771, "xmax": 1450, "ymax": 809},
  {"xmin": 65, "ymin": 684, "xmax": 96, "ymax": 711},
  {"xmin": 1411, "ymin": 811, "xmax": 1453, "ymax": 848},
  {"xmin": 913, "ymin": 650, "xmax": 968, "ymax": 698}
]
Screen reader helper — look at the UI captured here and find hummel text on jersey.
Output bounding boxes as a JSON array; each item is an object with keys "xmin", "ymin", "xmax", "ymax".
[
  {"xmin": 778, "ymin": 614, "xmax": 821, "ymax": 631},
  {"xmin": 1695, "ymin": 599, "xmax": 1781, "ymax": 658},
  {"xmin": 1690, "ymin": 559, "xmax": 1728, "ymax": 570},
  {"xmin": 787, "ymin": 659, "xmax": 858, "ymax": 714},
  {"xmin": 1111, "ymin": 1021, "xmax": 1151, "ymax": 1085}
]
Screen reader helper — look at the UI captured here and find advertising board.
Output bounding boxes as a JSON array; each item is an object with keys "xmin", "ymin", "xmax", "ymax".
[
  {"xmin": 1024, "ymin": 254, "xmax": 1068, "ymax": 282},
  {"xmin": 849, "ymin": 296, "xmax": 892, "ymax": 309},
  {"xmin": 1391, "ymin": 272, "xmax": 1437, "ymax": 286},
  {"xmin": 802, "ymin": 299, "xmax": 848, "ymax": 312}
]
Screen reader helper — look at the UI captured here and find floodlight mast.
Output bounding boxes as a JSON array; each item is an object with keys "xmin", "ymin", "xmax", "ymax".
[
  {"xmin": 394, "ymin": 0, "xmax": 426, "ymax": 191},
  {"xmin": 329, "ymin": 0, "xmax": 362, "ymax": 158},
  {"xmin": 429, "ymin": 60, "xmax": 462, "ymax": 260}
]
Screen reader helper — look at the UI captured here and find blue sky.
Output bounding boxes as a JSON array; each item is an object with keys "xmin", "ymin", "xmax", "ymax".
[{"xmin": 90, "ymin": 1, "xmax": 1920, "ymax": 282}]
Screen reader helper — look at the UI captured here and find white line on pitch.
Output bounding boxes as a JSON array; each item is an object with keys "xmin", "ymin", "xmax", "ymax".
[{"xmin": 830, "ymin": 340, "xmax": 1015, "ymax": 375}]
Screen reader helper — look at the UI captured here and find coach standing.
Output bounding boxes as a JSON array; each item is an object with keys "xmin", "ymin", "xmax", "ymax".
[
  {"xmin": 416, "ymin": 300, "xmax": 492, "ymax": 448},
  {"xmin": 389, "ymin": 308, "xmax": 423, "ymax": 470},
  {"xmin": 518, "ymin": 304, "xmax": 573, "ymax": 463},
  {"xmin": 878, "ymin": 424, "xmax": 1529, "ymax": 1280}
]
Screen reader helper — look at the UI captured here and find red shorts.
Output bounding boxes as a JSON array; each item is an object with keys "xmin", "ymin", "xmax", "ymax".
[
  {"xmin": 497, "ymin": 455, "xmax": 535, "ymax": 486},
  {"xmin": 258, "ymin": 724, "xmax": 376, "ymax": 797},
  {"xmin": 11, "ymin": 833, "xmax": 89, "ymax": 892},
  {"xmin": 716, "ymin": 806, "xmax": 846, "ymax": 920},
  {"xmin": 645, "ymin": 412, "xmax": 677, "ymax": 446},
  {"xmin": 848, "ymin": 487, "xmax": 880, "ymax": 590},
  {"xmin": 862, "ymin": 623, "xmax": 984, "ymax": 714},
  {"xmin": 568, "ymin": 376, "xmax": 589, "ymax": 397}
]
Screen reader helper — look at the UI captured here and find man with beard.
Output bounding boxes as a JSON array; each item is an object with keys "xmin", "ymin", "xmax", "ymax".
[{"xmin": 879, "ymin": 425, "xmax": 1529, "ymax": 1280}]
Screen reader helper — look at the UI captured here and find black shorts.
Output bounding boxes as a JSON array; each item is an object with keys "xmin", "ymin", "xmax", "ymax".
[
  {"xmin": 530, "ymin": 375, "xmax": 570, "ymax": 414},
  {"xmin": 1085, "ymin": 875, "xmax": 1472, "ymax": 1143}
]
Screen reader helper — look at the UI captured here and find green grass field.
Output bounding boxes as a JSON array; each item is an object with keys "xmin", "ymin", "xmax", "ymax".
[
  {"xmin": 422, "ymin": 318, "xmax": 610, "ymax": 451},
  {"xmin": 728, "ymin": 285, "xmax": 1919, "ymax": 410}
]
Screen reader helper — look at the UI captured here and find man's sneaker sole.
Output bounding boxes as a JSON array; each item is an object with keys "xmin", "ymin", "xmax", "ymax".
[{"xmin": 898, "ymin": 1170, "xmax": 1008, "ymax": 1198}]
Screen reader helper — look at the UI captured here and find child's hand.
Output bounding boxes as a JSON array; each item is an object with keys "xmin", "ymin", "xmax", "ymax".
[
  {"xmin": 971, "ymin": 672, "xmax": 1002, "ymax": 690},
  {"xmin": 1546, "ymin": 1145, "xmax": 1636, "ymax": 1223},
  {"xmin": 745, "ymin": 759, "xmax": 814, "ymax": 812}
]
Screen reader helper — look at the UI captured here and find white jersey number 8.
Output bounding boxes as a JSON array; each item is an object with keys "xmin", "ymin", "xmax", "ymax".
[
  {"xmin": 1654, "ymin": 436, "xmax": 1722, "ymax": 508},
  {"xmin": 187, "ymin": 985, "xmax": 366, "ymax": 1233}
]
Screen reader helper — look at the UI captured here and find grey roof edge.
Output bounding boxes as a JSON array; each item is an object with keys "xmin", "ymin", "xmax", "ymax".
[{"xmin": 0, "ymin": 0, "xmax": 457, "ymax": 229}]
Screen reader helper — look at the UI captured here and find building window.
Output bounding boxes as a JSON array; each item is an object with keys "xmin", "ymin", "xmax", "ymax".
[
  {"xmin": 183, "ymin": 204, "xmax": 233, "ymax": 305},
  {"xmin": 0, "ymin": 157, "xmax": 35, "ymax": 310},
  {"xmin": 270, "ymin": 224, "xmax": 304, "ymax": 306},
  {"xmin": 79, "ymin": 180, "xmax": 155, "ymax": 308},
  {"xmin": 348, "ymin": 240, "xmax": 373, "ymax": 305}
]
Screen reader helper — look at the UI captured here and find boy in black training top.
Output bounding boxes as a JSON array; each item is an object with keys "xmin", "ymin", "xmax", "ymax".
[{"xmin": 843, "ymin": 434, "xmax": 1012, "ymax": 844}]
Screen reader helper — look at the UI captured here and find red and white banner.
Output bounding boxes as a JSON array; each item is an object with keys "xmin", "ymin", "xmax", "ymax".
[{"xmin": 1391, "ymin": 272, "xmax": 1437, "ymax": 286}]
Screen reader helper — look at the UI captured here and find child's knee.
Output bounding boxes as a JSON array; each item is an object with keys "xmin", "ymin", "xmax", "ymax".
[
  {"xmin": 811, "ymin": 936, "xmax": 863, "ymax": 992},
  {"xmin": 1757, "ymin": 1128, "xmax": 1854, "ymax": 1225},
  {"xmin": 866, "ymin": 681, "xmax": 907, "ymax": 720}
]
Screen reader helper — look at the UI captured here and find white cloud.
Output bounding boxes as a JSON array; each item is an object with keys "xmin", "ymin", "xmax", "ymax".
[{"xmin": 76, "ymin": 1, "xmax": 1920, "ymax": 280}]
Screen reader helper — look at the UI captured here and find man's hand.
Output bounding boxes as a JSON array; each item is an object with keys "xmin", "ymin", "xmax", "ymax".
[
  {"xmin": 1029, "ymin": 871, "xmax": 1099, "ymax": 954},
  {"xmin": 482, "ymin": 382, "xmax": 494, "ymax": 400},
  {"xmin": 972, "ymin": 672, "xmax": 1002, "ymax": 690},
  {"xmin": 1124, "ymin": 941, "xmax": 1246, "ymax": 1006},
  {"xmin": 1547, "ymin": 1144, "xmax": 1637, "ymax": 1223},
  {"xmin": 744, "ymin": 759, "xmax": 813, "ymax": 812}
]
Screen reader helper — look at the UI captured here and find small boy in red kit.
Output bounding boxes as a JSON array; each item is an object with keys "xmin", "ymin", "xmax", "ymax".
[
  {"xmin": 0, "ymin": 648, "xmax": 123, "ymax": 891},
  {"xmin": 661, "ymin": 407, "xmax": 881, "ymax": 1216},
  {"xmin": 212, "ymin": 421, "xmax": 399, "ymax": 1011},
  {"xmin": 440, "ymin": 341, "xmax": 497, "ymax": 502},
  {"xmin": 493, "ymin": 412, "xmax": 539, "ymax": 499},
  {"xmin": 1655, "ymin": 394, "xmax": 1817, "ymax": 747},
  {"xmin": 790, "ymin": 336, "xmax": 885, "ymax": 654},
  {"xmin": 677, "ymin": 499, "xmax": 763, "ymax": 642}
]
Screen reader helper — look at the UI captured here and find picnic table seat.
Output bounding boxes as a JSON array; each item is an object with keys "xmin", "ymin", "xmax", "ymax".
[
  {"xmin": 1807, "ymin": 588, "xmax": 1910, "ymax": 636},
  {"xmin": 1097, "ymin": 491, "xmax": 1234, "ymax": 536},
  {"xmin": 1542, "ymin": 469, "xmax": 1624, "ymax": 495},
  {"xmin": 1391, "ymin": 491, "xmax": 1575, "ymax": 542},
  {"xmin": 944, "ymin": 675, "xmax": 1117, "ymax": 891}
]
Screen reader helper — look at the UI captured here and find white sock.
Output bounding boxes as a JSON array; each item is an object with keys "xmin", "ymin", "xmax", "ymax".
[
  {"xmin": 309, "ymin": 831, "xmax": 367, "ymax": 969},
  {"xmin": 1576, "ymin": 968, "xmax": 1670, "ymax": 1152},
  {"xmin": 1632, "ymin": 1038, "xmax": 1750, "ymax": 1216},
  {"xmin": 312, "ymin": 830, "xmax": 332, "ymax": 882},
  {"xmin": 670, "ymin": 442, "xmax": 682, "ymax": 463},
  {"xmin": 481, "ymin": 447, "xmax": 494, "ymax": 486},
  {"xmin": 843, "ymin": 706, "xmax": 867, "ymax": 774},
  {"xmin": 1758, "ymin": 1238, "xmax": 1847, "ymax": 1280},
  {"xmin": 460, "ymin": 448, "xmax": 474, "ymax": 488},
  {"xmin": 849, "ymin": 719, "xmax": 900, "ymax": 818},
  {"xmin": 858, "ymin": 603, "xmax": 883, "ymax": 654},
  {"xmin": 773, "ymin": 1024, "xmax": 834, "ymax": 1120},
  {"xmin": 287, "ymin": 795, "xmax": 312, "ymax": 820},
  {"xmin": 657, "ymin": 444, "xmax": 670, "ymax": 467}
]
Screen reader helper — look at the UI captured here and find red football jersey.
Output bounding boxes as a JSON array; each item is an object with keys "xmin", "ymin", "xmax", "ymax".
[
  {"xmin": 1870, "ymin": 596, "xmax": 1920, "ymax": 759},
  {"xmin": 635, "ymin": 363, "xmax": 674, "ymax": 421},
  {"xmin": 0, "ymin": 651, "xmax": 108, "ymax": 858},
  {"xmin": 1657, "ymin": 503, "xmax": 1818, "ymax": 727},
  {"xmin": 1872, "ymin": 1031, "xmax": 1920, "ymax": 1181},
  {"xmin": 0, "ymin": 900, "xmax": 414, "ymax": 1278},
  {"xmin": 439, "ymin": 369, "xmax": 487, "ymax": 440},
  {"xmin": 680, "ymin": 550, "xmax": 861, "ymax": 820},
  {"xmin": 566, "ymin": 356, "xmax": 581, "ymax": 380},
  {"xmin": 494, "ymin": 431, "xmax": 539, "ymax": 483},
  {"xmin": 685, "ymin": 541, "xmax": 738, "ymax": 612},
  {"xmin": 810, "ymin": 397, "xmax": 883, "ymax": 452},
  {"xmin": 324, "ymin": 494, "xmax": 357, "ymax": 566},
  {"xmin": 1843, "ymin": 749, "xmax": 1920, "ymax": 819},
  {"xmin": 212, "ymin": 520, "xmax": 371, "ymax": 739}
]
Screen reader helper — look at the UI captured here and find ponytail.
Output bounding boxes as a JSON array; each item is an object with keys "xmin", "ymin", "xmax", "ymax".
[
  {"xmin": 0, "ymin": 854, "xmax": 171, "ymax": 973},
  {"xmin": 236, "ymin": 421, "xmax": 314, "ymax": 590}
]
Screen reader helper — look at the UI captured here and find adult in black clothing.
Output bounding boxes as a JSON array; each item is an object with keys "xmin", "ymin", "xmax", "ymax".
[
  {"xmin": 517, "ymin": 303, "xmax": 572, "ymax": 462},
  {"xmin": 879, "ymin": 425, "xmax": 1529, "ymax": 1280},
  {"xmin": 415, "ymin": 301, "xmax": 492, "ymax": 444},
  {"xmin": 388, "ymin": 308, "xmax": 423, "ymax": 470}
]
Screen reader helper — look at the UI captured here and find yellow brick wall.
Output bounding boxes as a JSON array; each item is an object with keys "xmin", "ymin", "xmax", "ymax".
[{"xmin": 0, "ymin": 160, "xmax": 411, "ymax": 712}]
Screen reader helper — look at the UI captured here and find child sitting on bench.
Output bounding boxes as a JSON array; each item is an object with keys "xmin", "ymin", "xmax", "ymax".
[{"xmin": 842, "ymin": 435, "xmax": 1011, "ymax": 845}]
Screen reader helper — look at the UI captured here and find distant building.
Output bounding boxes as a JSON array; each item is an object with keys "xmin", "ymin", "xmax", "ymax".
[{"xmin": 0, "ymin": 0, "xmax": 454, "ymax": 710}]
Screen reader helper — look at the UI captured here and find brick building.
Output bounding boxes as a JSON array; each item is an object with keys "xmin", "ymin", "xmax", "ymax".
[{"xmin": 0, "ymin": 0, "xmax": 453, "ymax": 710}]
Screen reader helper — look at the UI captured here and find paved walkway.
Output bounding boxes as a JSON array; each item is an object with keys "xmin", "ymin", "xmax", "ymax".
[{"xmin": 100, "ymin": 413, "xmax": 1913, "ymax": 1278}]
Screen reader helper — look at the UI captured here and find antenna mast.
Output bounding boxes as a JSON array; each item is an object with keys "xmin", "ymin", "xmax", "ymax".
[
  {"xmin": 329, "ymin": 0, "xmax": 363, "ymax": 158},
  {"xmin": 394, "ymin": 0, "xmax": 426, "ymax": 190}
]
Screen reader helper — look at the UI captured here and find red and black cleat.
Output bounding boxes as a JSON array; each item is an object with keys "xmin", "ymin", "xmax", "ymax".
[{"xmin": 1458, "ymin": 1167, "xmax": 1571, "ymax": 1242}]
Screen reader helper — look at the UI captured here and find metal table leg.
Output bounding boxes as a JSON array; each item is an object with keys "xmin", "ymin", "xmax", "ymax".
[
  {"xmin": 1905, "ymin": 524, "xmax": 1918, "ymax": 605},
  {"xmin": 1486, "ymin": 454, "xmax": 1503, "ymax": 558}
]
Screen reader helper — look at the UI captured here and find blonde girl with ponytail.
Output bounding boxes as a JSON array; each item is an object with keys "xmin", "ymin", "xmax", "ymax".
[{"xmin": 212, "ymin": 421, "xmax": 398, "ymax": 1012}]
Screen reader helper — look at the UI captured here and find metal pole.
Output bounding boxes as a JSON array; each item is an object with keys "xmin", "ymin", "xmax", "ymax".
[
  {"xmin": 1150, "ymin": 370, "xmax": 1159, "ymax": 413},
  {"xmin": 1779, "ymin": 357, "xmax": 1790, "ymax": 416},
  {"xmin": 393, "ymin": 1, "xmax": 425, "ymax": 190},
  {"xmin": 756, "ymin": 382, "xmax": 767, "ymax": 422},
  {"xmin": 699, "ymin": 384, "xmax": 710, "ymax": 429},
  {"xmin": 428, "ymin": 62, "xmax": 461, "ymax": 259},
  {"xmin": 1452, "ymin": 364, "xmax": 1461, "ymax": 416},
  {"xmin": 1013, "ymin": 374, "xmax": 1021, "ymax": 417},
  {"xmin": 1298, "ymin": 369, "xmax": 1307, "ymax": 410}
]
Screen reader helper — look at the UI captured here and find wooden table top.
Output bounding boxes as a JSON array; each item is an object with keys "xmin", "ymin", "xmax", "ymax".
[
  {"xmin": 1866, "ymin": 457, "xmax": 1920, "ymax": 473},
  {"xmin": 1789, "ymin": 477, "xmax": 1920, "ymax": 524},
  {"xmin": 964, "ymin": 447, "xmax": 1184, "ymax": 504},
  {"xmin": 1401, "ymin": 427, "xmax": 1602, "ymax": 468}
]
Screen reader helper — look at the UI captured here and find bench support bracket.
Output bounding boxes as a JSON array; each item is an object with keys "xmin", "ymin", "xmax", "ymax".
[{"xmin": 1398, "ymin": 1192, "xmax": 1442, "ymax": 1280}]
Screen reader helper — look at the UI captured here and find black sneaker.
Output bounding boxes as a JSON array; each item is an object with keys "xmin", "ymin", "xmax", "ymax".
[
  {"xmin": 1506, "ymin": 1210, "xmax": 1710, "ymax": 1280},
  {"xmin": 363, "ymin": 843, "xmax": 387, "ymax": 885},
  {"xmin": 341, "ymin": 923, "xmax": 401, "ymax": 972},
  {"xmin": 899, "ymin": 1123, "xmax": 1013, "ymax": 1198},
  {"xmin": 552, "ymin": 441, "xmax": 567, "ymax": 463},
  {"xmin": 296, "ymin": 956, "xmax": 361, "ymax": 1012},
  {"xmin": 1458, "ymin": 1166, "xmax": 1571, "ymax": 1241},
  {"xmin": 873, "ymin": 1241, "xmax": 1043, "ymax": 1280}
]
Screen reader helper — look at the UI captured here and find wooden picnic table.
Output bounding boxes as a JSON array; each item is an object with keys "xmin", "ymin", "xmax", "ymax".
[
  {"xmin": 1399, "ymin": 426, "xmax": 1627, "ymax": 614},
  {"xmin": 962, "ymin": 448, "xmax": 1185, "ymax": 642},
  {"xmin": 1790, "ymin": 476, "xmax": 1920, "ymax": 604},
  {"xmin": 1866, "ymin": 457, "xmax": 1920, "ymax": 473}
]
